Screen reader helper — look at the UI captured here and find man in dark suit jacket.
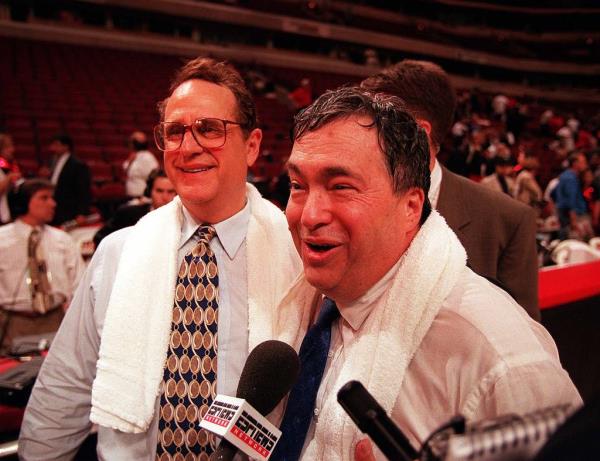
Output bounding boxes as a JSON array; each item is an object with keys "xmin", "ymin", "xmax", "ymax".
[
  {"xmin": 48, "ymin": 134, "xmax": 92, "ymax": 227},
  {"xmin": 93, "ymin": 168, "xmax": 176, "ymax": 247},
  {"xmin": 362, "ymin": 60, "xmax": 539, "ymax": 320}
]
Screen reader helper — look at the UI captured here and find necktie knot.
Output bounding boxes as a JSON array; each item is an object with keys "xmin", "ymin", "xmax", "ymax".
[
  {"xmin": 28, "ymin": 228, "xmax": 41, "ymax": 253},
  {"xmin": 196, "ymin": 225, "xmax": 216, "ymax": 244},
  {"xmin": 315, "ymin": 297, "xmax": 340, "ymax": 329}
]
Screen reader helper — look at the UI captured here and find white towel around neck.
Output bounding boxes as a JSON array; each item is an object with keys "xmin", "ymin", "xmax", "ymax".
[
  {"xmin": 275, "ymin": 210, "xmax": 467, "ymax": 460},
  {"xmin": 90, "ymin": 184, "xmax": 301, "ymax": 433}
]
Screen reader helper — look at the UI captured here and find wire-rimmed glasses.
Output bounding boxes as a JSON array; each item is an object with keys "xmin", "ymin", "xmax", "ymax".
[{"xmin": 154, "ymin": 117, "xmax": 243, "ymax": 151}]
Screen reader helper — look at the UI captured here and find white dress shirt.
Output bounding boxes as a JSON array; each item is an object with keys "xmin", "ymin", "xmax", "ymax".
[
  {"xmin": 124, "ymin": 150, "xmax": 159, "ymax": 197},
  {"xmin": 0, "ymin": 219, "xmax": 85, "ymax": 312},
  {"xmin": 50, "ymin": 152, "xmax": 70, "ymax": 185},
  {"xmin": 0, "ymin": 169, "xmax": 11, "ymax": 223},
  {"xmin": 19, "ymin": 206, "xmax": 251, "ymax": 458},
  {"xmin": 429, "ymin": 159, "xmax": 442, "ymax": 209},
  {"xmin": 301, "ymin": 265, "xmax": 581, "ymax": 459},
  {"xmin": 179, "ymin": 202, "xmax": 250, "ymax": 394}
]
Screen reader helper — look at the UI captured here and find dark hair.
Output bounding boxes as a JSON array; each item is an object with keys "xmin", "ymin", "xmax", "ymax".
[
  {"xmin": 494, "ymin": 156, "xmax": 514, "ymax": 167},
  {"xmin": 158, "ymin": 57, "xmax": 257, "ymax": 136},
  {"xmin": 51, "ymin": 133, "xmax": 74, "ymax": 151},
  {"xmin": 143, "ymin": 168, "xmax": 168, "ymax": 197},
  {"xmin": 293, "ymin": 86, "xmax": 431, "ymax": 223},
  {"xmin": 568, "ymin": 151, "xmax": 586, "ymax": 167},
  {"xmin": 361, "ymin": 60, "xmax": 456, "ymax": 152},
  {"xmin": 13, "ymin": 179, "xmax": 54, "ymax": 217},
  {"xmin": 131, "ymin": 138, "xmax": 148, "ymax": 151}
]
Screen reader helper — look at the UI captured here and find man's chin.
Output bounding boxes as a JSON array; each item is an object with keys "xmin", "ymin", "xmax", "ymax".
[
  {"xmin": 304, "ymin": 270, "xmax": 338, "ymax": 294},
  {"xmin": 178, "ymin": 190, "xmax": 215, "ymax": 207}
]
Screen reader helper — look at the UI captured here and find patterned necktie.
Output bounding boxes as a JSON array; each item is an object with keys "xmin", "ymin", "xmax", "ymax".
[
  {"xmin": 27, "ymin": 228, "xmax": 52, "ymax": 314},
  {"xmin": 271, "ymin": 297, "xmax": 340, "ymax": 461},
  {"xmin": 156, "ymin": 225, "xmax": 219, "ymax": 461}
]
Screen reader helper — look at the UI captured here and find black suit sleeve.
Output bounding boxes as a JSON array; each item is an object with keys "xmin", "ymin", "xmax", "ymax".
[
  {"xmin": 75, "ymin": 161, "xmax": 92, "ymax": 217},
  {"xmin": 93, "ymin": 204, "xmax": 149, "ymax": 247}
]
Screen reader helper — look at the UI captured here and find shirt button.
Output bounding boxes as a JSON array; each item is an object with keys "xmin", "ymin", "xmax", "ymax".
[
  {"xmin": 313, "ymin": 407, "xmax": 320, "ymax": 417},
  {"xmin": 327, "ymin": 351, "xmax": 334, "ymax": 358}
]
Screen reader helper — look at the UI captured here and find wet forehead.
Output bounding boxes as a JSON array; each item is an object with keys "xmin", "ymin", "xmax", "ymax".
[{"xmin": 290, "ymin": 116, "xmax": 386, "ymax": 176}]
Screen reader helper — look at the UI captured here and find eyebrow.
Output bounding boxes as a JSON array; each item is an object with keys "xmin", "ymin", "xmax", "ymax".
[
  {"xmin": 286, "ymin": 162, "xmax": 303, "ymax": 178},
  {"xmin": 287, "ymin": 162, "xmax": 360, "ymax": 181}
]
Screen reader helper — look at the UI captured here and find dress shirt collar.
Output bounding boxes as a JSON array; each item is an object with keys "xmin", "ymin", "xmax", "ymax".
[
  {"xmin": 50, "ymin": 152, "xmax": 71, "ymax": 185},
  {"xmin": 14, "ymin": 218, "xmax": 44, "ymax": 235},
  {"xmin": 429, "ymin": 159, "xmax": 442, "ymax": 209},
  {"xmin": 336, "ymin": 256, "xmax": 404, "ymax": 331},
  {"xmin": 179, "ymin": 200, "xmax": 250, "ymax": 259}
]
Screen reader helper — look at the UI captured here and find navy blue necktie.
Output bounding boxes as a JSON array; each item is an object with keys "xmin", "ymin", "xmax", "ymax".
[{"xmin": 271, "ymin": 297, "xmax": 340, "ymax": 461}]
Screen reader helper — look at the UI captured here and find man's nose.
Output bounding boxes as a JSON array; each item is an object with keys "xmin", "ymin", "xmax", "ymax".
[
  {"xmin": 300, "ymin": 189, "xmax": 331, "ymax": 230},
  {"xmin": 179, "ymin": 128, "xmax": 203, "ymax": 153}
]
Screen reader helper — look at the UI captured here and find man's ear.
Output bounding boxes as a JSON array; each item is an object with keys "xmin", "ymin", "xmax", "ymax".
[
  {"xmin": 416, "ymin": 118, "xmax": 432, "ymax": 138},
  {"xmin": 404, "ymin": 187, "xmax": 425, "ymax": 232},
  {"xmin": 245, "ymin": 128, "xmax": 262, "ymax": 167},
  {"xmin": 416, "ymin": 119, "xmax": 436, "ymax": 169}
]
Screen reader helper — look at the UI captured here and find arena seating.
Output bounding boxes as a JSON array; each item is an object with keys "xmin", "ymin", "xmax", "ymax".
[
  {"xmin": 0, "ymin": 38, "xmax": 302, "ymax": 206},
  {"xmin": 0, "ymin": 37, "xmax": 595, "ymax": 209}
]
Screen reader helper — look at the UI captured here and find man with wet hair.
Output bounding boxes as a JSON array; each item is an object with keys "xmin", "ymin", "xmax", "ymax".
[{"xmin": 271, "ymin": 87, "xmax": 579, "ymax": 461}]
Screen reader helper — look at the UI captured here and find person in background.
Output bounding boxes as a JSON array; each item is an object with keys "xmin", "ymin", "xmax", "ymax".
[
  {"xmin": 0, "ymin": 133, "xmax": 22, "ymax": 224},
  {"xmin": 123, "ymin": 131, "xmax": 160, "ymax": 198},
  {"xmin": 361, "ymin": 59, "xmax": 540, "ymax": 320},
  {"xmin": 591, "ymin": 168, "xmax": 600, "ymax": 235},
  {"xmin": 93, "ymin": 168, "xmax": 176, "ymax": 247},
  {"xmin": 514, "ymin": 151, "xmax": 543, "ymax": 216},
  {"xmin": 480, "ymin": 156, "xmax": 516, "ymax": 196},
  {"xmin": 553, "ymin": 152, "xmax": 592, "ymax": 240},
  {"xmin": 289, "ymin": 77, "xmax": 313, "ymax": 111},
  {"xmin": 47, "ymin": 133, "xmax": 92, "ymax": 227},
  {"xmin": 581, "ymin": 168, "xmax": 598, "ymax": 235},
  {"xmin": 271, "ymin": 86, "xmax": 580, "ymax": 461},
  {"xmin": 0, "ymin": 179, "xmax": 84, "ymax": 352}
]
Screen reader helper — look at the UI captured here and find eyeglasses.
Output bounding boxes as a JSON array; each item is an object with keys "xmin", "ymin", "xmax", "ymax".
[{"xmin": 153, "ymin": 117, "xmax": 243, "ymax": 151}]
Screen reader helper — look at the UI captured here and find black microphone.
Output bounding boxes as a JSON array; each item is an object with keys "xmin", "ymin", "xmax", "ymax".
[
  {"xmin": 338, "ymin": 380, "xmax": 418, "ymax": 461},
  {"xmin": 210, "ymin": 340, "xmax": 300, "ymax": 461}
]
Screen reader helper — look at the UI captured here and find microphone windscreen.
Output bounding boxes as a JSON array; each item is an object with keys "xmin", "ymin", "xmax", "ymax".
[
  {"xmin": 236, "ymin": 340, "xmax": 300, "ymax": 416},
  {"xmin": 338, "ymin": 380, "xmax": 418, "ymax": 461},
  {"xmin": 338, "ymin": 380, "xmax": 381, "ymax": 433}
]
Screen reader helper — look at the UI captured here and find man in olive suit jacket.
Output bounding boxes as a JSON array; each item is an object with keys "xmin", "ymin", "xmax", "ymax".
[
  {"xmin": 437, "ymin": 167, "xmax": 538, "ymax": 319},
  {"xmin": 362, "ymin": 60, "xmax": 539, "ymax": 320}
]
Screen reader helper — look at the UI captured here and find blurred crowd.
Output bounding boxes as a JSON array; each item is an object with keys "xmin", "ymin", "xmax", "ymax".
[
  {"xmin": 442, "ymin": 90, "xmax": 600, "ymax": 241},
  {"xmin": 1, "ymin": 82, "xmax": 599, "ymax": 264}
]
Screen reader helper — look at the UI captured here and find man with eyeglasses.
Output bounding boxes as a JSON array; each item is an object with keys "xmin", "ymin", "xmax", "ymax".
[{"xmin": 20, "ymin": 57, "xmax": 302, "ymax": 460}]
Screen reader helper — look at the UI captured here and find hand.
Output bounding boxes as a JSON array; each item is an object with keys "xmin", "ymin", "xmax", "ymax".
[{"xmin": 355, "ymin": 438, "xmax": 376, "ymax": 461}]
